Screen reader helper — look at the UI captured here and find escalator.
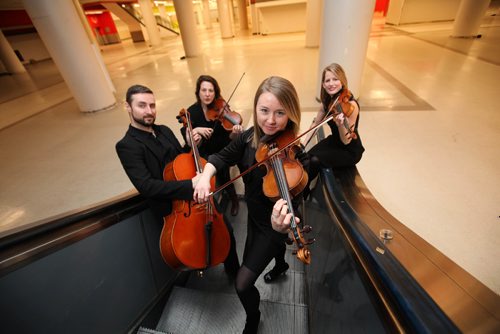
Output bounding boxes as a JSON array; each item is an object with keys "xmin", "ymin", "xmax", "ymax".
[{"xmin": 0, "ymin": 170, "xmax": 498, "ymax": 333}]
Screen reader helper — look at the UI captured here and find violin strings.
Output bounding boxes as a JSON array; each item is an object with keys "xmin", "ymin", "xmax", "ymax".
[{"xmin": 269, "ymin": 146, "xmax": 297, "ymax": 230}]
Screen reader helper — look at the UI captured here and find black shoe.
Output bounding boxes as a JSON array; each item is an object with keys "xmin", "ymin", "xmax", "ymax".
[
  {"xmin": 263, "ymin": 263, "xmax": 289, "ymax": 283},
  {"xmin": 242, "ymin": 310, "xmax": 261, "ymax": 334}
]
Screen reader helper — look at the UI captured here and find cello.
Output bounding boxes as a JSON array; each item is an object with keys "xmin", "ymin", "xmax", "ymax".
[
  {"xmin": 160, "ymin": 109, "xmax": 230, "ymax": 271},
  {"xmin": 255, "ymin": 130, "xmax": 314, "ymax": 264}
]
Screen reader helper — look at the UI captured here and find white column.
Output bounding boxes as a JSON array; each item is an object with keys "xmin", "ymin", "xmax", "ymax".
[
  {"xmin": 0, "ymin": 29, "xmax": 26, "ymax": 74},
  {"xmin": 305, "ymin": 0, "xmax": 322, "ymax": 48},
  {"xmin": 72, "ymin": 0, "xmax": 98, "ymax": 46},
  {"xmin": 202, "ymin": 0, "xmax": 213, "ymax": 29},
  {"xmin": 250, "ymin": 3, "xmax": 259, "ymax": 34},
  {"xmin": 194, "ymin": 2, "xmax": 204, "ymax": 26},
  {"xmin": 317, "ymin": 0, "xmax": 376, "ymax": 98},
  {"xmin": 138, "ymin": 0, "xmax": 161, "ymax": 46},
  {"xmin": 217, "ymin": 0, "xmax": 235, "ymax": 38},
  {"xmin": 173, "ymin": 0, "xmax": 201, "ymax": 57},
  {"xmin": 237, "ymin": 0, "xmax": 248, "ymax": 30},
  {"xmin": 22, "ymin": 0, "xmax": 115, "ymax": 112},
  {"xmin": 157, "ymin": 4, "xmax": 168, "ymax": 26},
  {"xmin": 451, "ymin": 0, "xmax": 490, "ymax": 38},
  {"xmin": 72, "ymin": 0, "xmax": 115, "ymax": 94}
]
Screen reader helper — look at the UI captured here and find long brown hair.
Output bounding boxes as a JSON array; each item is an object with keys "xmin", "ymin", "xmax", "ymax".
[
  {"xmin": 252, "ymin": 76, "xmax": 301, "ymax": 148},
  {"xmin": 320, "ymin": 63, "xmax": 348, "ymax": 107}
]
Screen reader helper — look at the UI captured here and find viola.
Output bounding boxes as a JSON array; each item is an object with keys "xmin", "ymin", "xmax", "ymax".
[
  {"xmin": 206, "ymin": 72, "xmax": 245, "ymax": 132},
  {"xmin": 160, "ymin": 109, "xmax": 230, "ymax": 271},
  {"xmin": 255, "ymin": 129, "xmax": 314, "ymax": 265},
  {"xmin": 206, "ymin": 97, "xmax": 243, "ymax": 131},
  {"xmin": 327, "ymin": 88, "xmax": 358, "ymax": 140}
]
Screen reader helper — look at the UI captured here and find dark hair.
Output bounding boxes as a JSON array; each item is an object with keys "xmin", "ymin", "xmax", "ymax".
[
  {"xmin": 195, "ymin": 75, "xmax": 221, "ymax": 108},
  {"xmin": 126, "ymin": 84, "xmax": 153, "ymax": 105}
]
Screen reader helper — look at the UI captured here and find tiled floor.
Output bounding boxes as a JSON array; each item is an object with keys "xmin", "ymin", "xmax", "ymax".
[{"xmin": 0, "ymin": 11, "xmax": 499, "ymax": 296}]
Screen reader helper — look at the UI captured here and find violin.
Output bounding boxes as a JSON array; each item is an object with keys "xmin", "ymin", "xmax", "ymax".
[
  {"xmin": 255, "ymin": 129, "xmax": 314, "ymax": 265},
  {"xmin": 206, "ymin": 97, "xmax": 243, "ymax": 131},
  {"xmin": 206, "ymin": 72, "xmax": 245, "ymax": 132},
  {"xmin": 160, "ymin": 109, "xmax": 230, "ymax": 271},
  {"xmin": 327, "ymin": 88, "xmax": 357, "ymax": 140}
]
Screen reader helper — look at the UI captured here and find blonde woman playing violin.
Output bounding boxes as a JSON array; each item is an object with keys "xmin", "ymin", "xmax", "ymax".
[
  {"xmin": 194, "ymin": 76, "xmax": 309, "ymax": 334},
  {"xmin": 305, "ymin": 63, "xmax": 365, "ymax": 191}
]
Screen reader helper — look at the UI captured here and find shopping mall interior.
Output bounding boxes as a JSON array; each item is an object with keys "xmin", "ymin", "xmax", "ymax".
[{"xmin": 0, "ymin": 1, "xmax": 498, "ymax": 332}]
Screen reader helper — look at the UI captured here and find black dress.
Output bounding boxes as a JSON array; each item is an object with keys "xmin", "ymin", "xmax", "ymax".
[
  {"xmin": 208, "ymin": 128, "xmax": 289, "ymax": 274},
  {"xmin": 308, "ymin": 94, "xmax": 365, "ymax": 168},
  {"xmin": 182, "ymin": 103, "xmax": 232, "ymax": 159},
  {"xmin": 181, "ymin": 103, "xmax": 237, "ymax": 197}
]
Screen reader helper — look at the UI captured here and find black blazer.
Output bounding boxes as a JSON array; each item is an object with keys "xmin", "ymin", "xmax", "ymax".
[{"xmin": 116, "ymin": 124, "xmax": 193, "ymax": 218}]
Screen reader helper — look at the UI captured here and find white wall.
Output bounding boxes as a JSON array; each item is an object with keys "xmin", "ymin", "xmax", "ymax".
[{"xmin": 386, "ymin": 0, "xmax": 461, "ymax": 25}]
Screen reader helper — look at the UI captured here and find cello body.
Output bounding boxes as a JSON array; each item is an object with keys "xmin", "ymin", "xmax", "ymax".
[{"xmin": 159, "ymin": 110, "xmax": 230, "ymax": 271}]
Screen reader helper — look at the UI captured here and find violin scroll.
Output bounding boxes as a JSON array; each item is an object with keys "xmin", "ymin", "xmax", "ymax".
[{"xmin": 290, "ymin": 224, "xmax": 314, "ymax": 265}]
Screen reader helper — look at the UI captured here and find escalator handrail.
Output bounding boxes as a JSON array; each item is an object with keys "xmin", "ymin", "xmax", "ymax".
[
  {"xmin": 320, "ymin": 168, "xmax": 460, "ymax": 332},
  {"xmin": 0, "ymin": 190, "xmax": 148, "ymax": 275}
]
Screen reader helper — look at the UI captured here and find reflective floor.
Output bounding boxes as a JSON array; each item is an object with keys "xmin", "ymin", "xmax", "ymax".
[{"xmin": 0, "ymin": 11, "xmax": 499, "ymax": 295}]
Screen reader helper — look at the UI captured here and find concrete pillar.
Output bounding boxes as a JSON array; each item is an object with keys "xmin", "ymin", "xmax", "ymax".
[
  {"xmin": 317, "ymin": 0, "xmax": 376, "ymax": 97},
  {"xmin": 0, "ymin": 29, "xmax": 26, "ymax": 74},
  {"xmin": 193, "ymin": 2, "xmax": 204, "ymax": 26},
  {"xmin": 305, "ymin": 0, "xmax": 322, "ymax": 48},
  {"xmin": 72, "ymin": 0, "xmax": 115, "ymax": 94},
  {"xmin": 201, "ymin": 0, "xmax": 212, "ymax": 29},
  {"xmin": 22, "ymin": 0, "xmax": 115, "ymax": 112},
  {"xmin": 451, "ymin": 0, "xmax": 490, "ymax": 38},
  {"xmin": 250, "ymin": 1, "xmax": 259, "ymax": 34},
  {"xmin": 172, "ymin": 0, "xmax": 201, "ymax": 57},
  {"xmin": 158, "ymin": 4, "xmax": 167, "ymax": 23},
  {"xmin": 217, "ymin": 0, "xmax": 235, "ymax": 38},
  {"xmin": 72, "ymin": 0, "xmax": 98, "ymax": 46},
  {"xmin": 138, "ymin": 0, "xmax": 161, "ymax": 46},
  {"xmin": 237, "ymin": 0, "xmax": 248, "ymax": 30}
]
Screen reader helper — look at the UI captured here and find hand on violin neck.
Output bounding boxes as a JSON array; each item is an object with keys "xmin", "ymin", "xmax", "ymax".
[
  {"xmin": 334, "ymin": 112, "xmax": 345, "ymax": 125},
  {"xmin": 271, "ymin": 198, "xmax": 300, "ymax": 234}
]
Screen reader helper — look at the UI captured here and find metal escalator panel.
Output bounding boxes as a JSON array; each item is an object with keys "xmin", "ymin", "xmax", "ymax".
[{"xmin": 305, "ymin": 178, "xmax": 387, "ymax": 333}]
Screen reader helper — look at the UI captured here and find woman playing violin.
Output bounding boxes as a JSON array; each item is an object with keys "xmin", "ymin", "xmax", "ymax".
[
  {"xmin": 182, "ymin": 75, "xmax": 244, "ymax": 216},
  {"xmin": 305, "ymin": 63, "xmax": 365, "ymax": 187},
  {"xmin": 194, "ymin": 76, "xmax": 308, "ymax": 334}
]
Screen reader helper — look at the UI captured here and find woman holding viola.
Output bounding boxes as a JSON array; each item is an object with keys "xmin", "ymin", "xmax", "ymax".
[
  {"xmin": 182, "ymin": 75, "xmax": 244, "ymax": 216},
  {"xmin": 194, "ymin": 76, "xmax": 308, "ymax": 333},
  {"xmin": 305, "ymin": 63, "xmax": 365, "ymax": 186}
]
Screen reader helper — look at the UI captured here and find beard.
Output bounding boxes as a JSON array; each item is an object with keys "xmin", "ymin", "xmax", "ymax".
[{"xmin": 131, "ymin": 111, "xmax": 155, "ymax": 127}]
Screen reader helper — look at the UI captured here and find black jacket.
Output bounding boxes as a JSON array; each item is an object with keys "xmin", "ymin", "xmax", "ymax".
[{"xmin": 116, "ymin": 124, "xmax": 193, "ymax": 219}]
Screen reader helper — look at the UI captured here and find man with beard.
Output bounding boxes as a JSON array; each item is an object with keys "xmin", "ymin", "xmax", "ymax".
[{"xmin": 116, "ymin": 84, "xmax": 239, "ymax": 277}]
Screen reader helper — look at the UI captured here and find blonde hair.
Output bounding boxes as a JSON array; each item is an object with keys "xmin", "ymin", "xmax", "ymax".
[
  {"xmin": 320, "ymin": 63, "xmax": 348, "ymax": 106},
  {"xmin": 252, "ymin": 76, "xmax": 301, "ymax": 148}
]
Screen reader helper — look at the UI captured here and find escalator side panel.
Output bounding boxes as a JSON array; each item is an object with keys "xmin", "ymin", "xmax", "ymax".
[{"xmin": 0, "ymin": 209, "xmax": 177, "ymax": 334}]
